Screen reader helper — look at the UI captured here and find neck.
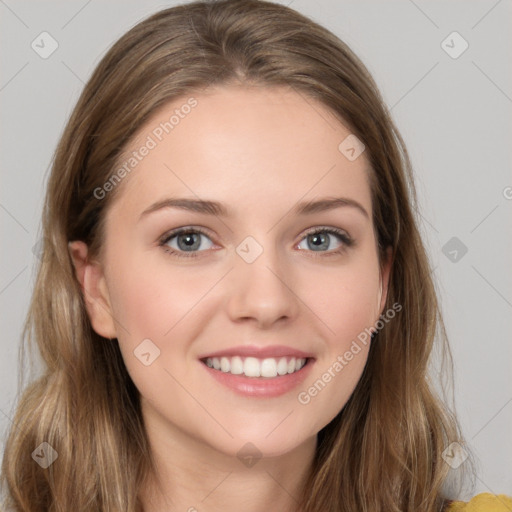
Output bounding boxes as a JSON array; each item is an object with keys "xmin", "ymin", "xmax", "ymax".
[{"xmin": 139, "ymin": 408, "xmax": 317, "ymax": 512}]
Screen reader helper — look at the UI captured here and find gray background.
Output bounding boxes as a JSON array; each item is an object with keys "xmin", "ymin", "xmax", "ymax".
[{"xmin": 1, "ymin": 0, "xmax": 511, "ymax": 500}]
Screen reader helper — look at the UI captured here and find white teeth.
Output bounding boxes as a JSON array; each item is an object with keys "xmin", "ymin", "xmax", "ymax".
[
  {"xmin": 230, "ymin": 356, "xmax": 244, "ymax": 375},
  {"xmin": 244, "ymin": 357, "xmax": 261, "ymax": 377},
  {"xmin": 220, "ymin": 357, "xmax": 230, "ymax": 373},
  {"xmin": 205, "ymin": 356, "xmax": 307, "ymax": 378},
  {"xmin": 260, "ymin": 358, "xmax": 277, "ymax": 378},
  {"xmin": 277, "ymin": 357, "xmax": 288, "ymax": 375}
]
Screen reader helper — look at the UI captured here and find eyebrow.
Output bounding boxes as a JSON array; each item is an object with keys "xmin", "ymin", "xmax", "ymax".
[{"xmin": 139, "ymin": 196, "xmax": 369, "ymax": 220}]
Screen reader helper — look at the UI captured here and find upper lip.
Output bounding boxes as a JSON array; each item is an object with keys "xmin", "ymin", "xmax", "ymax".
[{"xmin": 198, "ymin": 344, "xmax": 315, "ymax": 360}]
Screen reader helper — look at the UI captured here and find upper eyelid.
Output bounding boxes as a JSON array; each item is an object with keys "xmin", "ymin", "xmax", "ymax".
[{"xmin": 159, "ymin": 225, "xmax": 215, "ymax": 243}]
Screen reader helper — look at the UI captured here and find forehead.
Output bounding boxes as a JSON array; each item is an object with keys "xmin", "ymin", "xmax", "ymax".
[{"xmin": 107, "ymin": 84, "xmax": 372, "ymax": 221}]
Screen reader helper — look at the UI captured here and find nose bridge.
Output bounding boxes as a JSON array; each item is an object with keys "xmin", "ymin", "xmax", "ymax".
[{"xmin": 227, "ymin": 234, "xmax": 299, "ymax": 326}]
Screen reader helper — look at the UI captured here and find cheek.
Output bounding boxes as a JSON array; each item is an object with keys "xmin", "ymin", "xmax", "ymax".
[
  {"xmin": 108, "ymin": 244, "xmax": 382, "ymax": 367},
  {"xmin": 307, "ymin": 256, "xmax": 382, "ymax": 345},
  {"xmin": 105, "ymin": 258, "xmax": 203, "ymax": 402},
  {"xmin": 296, "ymin": 265, "xmax": 379, "ymax": 432},
  {"xmin": 110, "ymin": 272, "xmax": 171, "ymax": 339},
  {"xmin": 106, "ymin": 253, "xmax": 225, "ymax": 389},
  {"xmin": 296, "ymin": 253, "xmax": 380, "ymax": 416},
  {"xmin": 107, "ymin": 251, "xmax": 209, "ymax": 340}
]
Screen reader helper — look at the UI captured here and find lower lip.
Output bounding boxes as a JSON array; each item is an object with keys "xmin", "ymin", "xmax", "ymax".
[{"xmin": 200, "ymin": 359, "xmax": 315, "ymax": 398}]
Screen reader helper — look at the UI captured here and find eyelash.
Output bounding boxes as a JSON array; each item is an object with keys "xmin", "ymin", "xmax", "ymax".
[{"xmin": 158, "ymin": 226, "xmax": 354, "ymax": 259}]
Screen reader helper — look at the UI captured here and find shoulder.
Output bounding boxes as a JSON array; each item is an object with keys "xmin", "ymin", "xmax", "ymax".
[{"xmin": 445, "ymin": 492, "xmax": 512, "ymax": 511}]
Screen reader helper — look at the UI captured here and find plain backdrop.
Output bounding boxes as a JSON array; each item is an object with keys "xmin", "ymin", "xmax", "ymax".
[{"xmin": 1, "ymin": 0, "xmax": 511, "ymax": 500}]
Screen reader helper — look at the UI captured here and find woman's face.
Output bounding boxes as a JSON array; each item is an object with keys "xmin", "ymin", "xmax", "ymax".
[{"xmin": 75, "ymin": 84, "xmax": 391, "ymax": 460}]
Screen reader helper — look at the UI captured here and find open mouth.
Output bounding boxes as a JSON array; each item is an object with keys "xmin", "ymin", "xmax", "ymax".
[{"xmin": 200, "ymin": 356, "xmax": 313, "ymax": 378}]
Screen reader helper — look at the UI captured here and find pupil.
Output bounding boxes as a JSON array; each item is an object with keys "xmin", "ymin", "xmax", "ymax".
[
  {"xmin": 178, "ymin": 233, "xmax": 200, "ymax": 250},
  {"xmin": 310, "ymin": 233, "xmax": 328, "ymax": 250}
]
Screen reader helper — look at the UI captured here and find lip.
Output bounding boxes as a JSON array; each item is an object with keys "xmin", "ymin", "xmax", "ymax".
[
  {"xmin": 199, "ymin": 357, "xmax": 315, "ymax": 398},
  {"xmin": 198, "ymin": 344, "xmax": 315, "ymax": 360}
]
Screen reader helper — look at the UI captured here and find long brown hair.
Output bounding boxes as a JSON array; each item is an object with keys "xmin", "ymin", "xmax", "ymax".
[{"xmin": 1, "ymin": 1, "xmax": 471, "ymax": 510}]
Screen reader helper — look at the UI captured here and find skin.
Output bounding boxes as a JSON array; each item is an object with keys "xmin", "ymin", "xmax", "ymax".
[{"xmin": 69, "ymin": 84, "xmax": 392, "ymax": 511}]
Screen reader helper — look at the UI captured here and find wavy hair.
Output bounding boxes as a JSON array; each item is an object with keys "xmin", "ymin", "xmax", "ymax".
[{"xmin": 1, "ymin": 1, "xmax": 470, "ymax": 510}]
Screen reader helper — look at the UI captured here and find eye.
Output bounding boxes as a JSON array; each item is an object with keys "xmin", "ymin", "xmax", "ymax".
[
  {"xmin": 296, "ymin": 227, "xmax": 353, "ymax": 256},
  {"xmin": 159, "ymin": 226, "xmax": 354, "ymax": 259},
  {"xmin": 159, "ymin": 227, "xmax": 215, "ymax": 258}
]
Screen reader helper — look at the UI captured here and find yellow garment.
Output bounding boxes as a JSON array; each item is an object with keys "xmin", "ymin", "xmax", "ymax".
[{"xmin": 446, "ymin": 493, "xmax": 512, "ymax": 511}]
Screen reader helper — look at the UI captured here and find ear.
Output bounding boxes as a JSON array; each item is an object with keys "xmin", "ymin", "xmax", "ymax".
[
  {"xmin": 68, "ymin": 240, "xmax": 117, "ymax": 339},
  {"xmin": 377, "ymin": 246, "xmax": 393, "ymax": 316}
]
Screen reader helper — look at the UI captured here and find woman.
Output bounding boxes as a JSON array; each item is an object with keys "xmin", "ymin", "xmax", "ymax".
[{"xmin": 1, "ymin": 1, "xmax": 510, "ymax": 510}]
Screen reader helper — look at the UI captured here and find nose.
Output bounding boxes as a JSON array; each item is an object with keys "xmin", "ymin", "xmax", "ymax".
[{"xmin": 226, "ymin": 243, "xmax": 300, "ymax": 329}]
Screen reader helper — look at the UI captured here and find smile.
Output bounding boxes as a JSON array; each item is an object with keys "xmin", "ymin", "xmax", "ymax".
[{"xmin": 201, "ymin": 356, "xmax": 309, "ymax": 378}]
